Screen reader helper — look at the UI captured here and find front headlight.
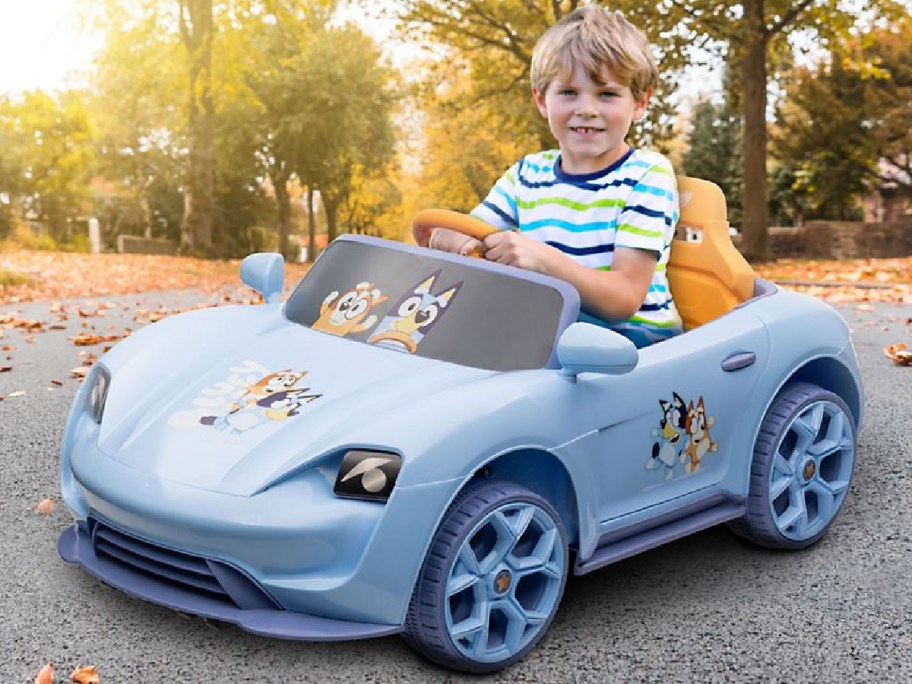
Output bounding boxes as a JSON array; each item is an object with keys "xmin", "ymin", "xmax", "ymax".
[
  {"xmin": 333, "ymin": 449, "xmax": 402, "ymax": 502},
  {"xmin": 86, "ymin": 366, "xmax": 110, "ymax": 423}
]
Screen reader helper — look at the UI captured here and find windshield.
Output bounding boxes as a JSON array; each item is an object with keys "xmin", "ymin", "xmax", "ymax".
[{"xmin": 284, "ymin": 236, "xmax": 576, "ymax": 371}]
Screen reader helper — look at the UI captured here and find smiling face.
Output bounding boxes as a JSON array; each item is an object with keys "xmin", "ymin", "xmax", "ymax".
[{"xmin": 534, "ymin": 63, "xmax": 648, "ymax": 175}]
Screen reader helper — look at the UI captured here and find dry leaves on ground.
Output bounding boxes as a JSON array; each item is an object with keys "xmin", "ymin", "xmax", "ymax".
[
  {"xmin": 885, "ymin": 342, "xmax": 912, "ymax": 366},
  {"xmin": 1, "ymin": 249, "xmax": 308, "ymax": 304},
  {"xmin": 36, "ymin": 497, "xmax": 54, "ymax": 514},
  {"xmin": 34, "ymin": 662, "xmax": 101, "ymax": 683},
  {"xmin": 70, "ymin": 665, "xmax": 100, "ymax": 684},
  {"xmin": 35, "ymin": 663, "xmax": 53, "ymax": 684}
]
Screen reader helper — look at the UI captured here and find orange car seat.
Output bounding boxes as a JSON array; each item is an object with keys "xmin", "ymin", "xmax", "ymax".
[{"xmin": 668, "ymin": 177, "xmax": 756, "ymax": 330}]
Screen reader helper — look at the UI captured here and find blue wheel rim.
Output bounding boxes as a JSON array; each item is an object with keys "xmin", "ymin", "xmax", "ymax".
[
  {"xmin": 444, "ymin": 502, "xmax": 564, "ymax": 663},
  {"xmin": 768, "ymin": 399, "xmax": 855, "ymax": 541}
]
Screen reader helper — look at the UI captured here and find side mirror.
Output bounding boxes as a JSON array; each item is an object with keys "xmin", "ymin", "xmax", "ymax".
[
  {"xmin": 240, "ymin": 253, "xmax": 284, "ymax": 303},
  {"xmin": 557, "ymin": 322, "xmax": 639, "ymax": 379}
]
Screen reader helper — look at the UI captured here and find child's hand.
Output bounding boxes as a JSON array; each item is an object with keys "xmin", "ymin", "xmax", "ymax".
[
  {"xmin": 429, "ymin": 228, "xmax": 480, "ymax": 256},
  {"xmin": 482, "ymin": 231, "xmax": 558, "ymax": 273}
]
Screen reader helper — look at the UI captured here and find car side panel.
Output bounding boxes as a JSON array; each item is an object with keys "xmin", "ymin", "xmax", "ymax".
[{"xmin": 572, "ymin": 307, "xmax": 771, "ymax": 528}]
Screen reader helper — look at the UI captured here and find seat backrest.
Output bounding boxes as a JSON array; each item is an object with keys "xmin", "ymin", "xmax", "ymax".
[{"xmin": 667, "ymin": 176, "xmax": 756, "ymax": 330}]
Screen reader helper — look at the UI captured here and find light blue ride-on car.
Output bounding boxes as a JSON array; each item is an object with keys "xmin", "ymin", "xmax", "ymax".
[{"xmin": 58, "ymin": 178, "xmax": 863, "ymax": 673}]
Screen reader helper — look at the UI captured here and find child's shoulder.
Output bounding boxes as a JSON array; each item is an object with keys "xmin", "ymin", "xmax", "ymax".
[
  {"xmin": 625, "ymin": 148, "xmax": 675, "ymax": 176},
  {"xmin": 517, "ymin": 149, "xmax": 561, "ymax": 173}
]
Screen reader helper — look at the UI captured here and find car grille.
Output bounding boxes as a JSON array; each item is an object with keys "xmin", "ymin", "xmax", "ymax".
[{"xmin": 88, "ymin": 517, "xmax": 280, "ymax": 610}]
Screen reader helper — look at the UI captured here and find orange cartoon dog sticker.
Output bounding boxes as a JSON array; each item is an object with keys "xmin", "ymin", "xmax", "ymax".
[
  {"xmin": 680, "ymin": 396, "xmax": 719, "ymax": 473},
  {"xmin": 313, "ymin": 282, "xmax": 388, "ymax": 337}
]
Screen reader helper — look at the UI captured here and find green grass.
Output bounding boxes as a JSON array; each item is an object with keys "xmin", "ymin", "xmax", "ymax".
[{"xmin": 0, "ymin": 269, "xmax": 34, "ymax": 287}]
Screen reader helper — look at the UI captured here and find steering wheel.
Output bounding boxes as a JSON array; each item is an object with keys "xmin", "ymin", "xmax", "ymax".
[{"xmin": 411, "ymin": 209, "xmax": 499, "ymax": 254}]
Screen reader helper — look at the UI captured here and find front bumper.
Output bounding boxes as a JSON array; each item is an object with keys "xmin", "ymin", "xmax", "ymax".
[
  {"xmin": 61, "ymin": 415, "xmax": 464, "ymax": 628},
  {"xmin": 58, "ymin": 522, "xmax": 400, "ymax": 640}
]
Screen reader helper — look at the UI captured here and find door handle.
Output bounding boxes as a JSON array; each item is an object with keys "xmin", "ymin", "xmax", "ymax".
[{"xmin": 721, "ymin": 351, "xmax": 756, "ymax": 372}]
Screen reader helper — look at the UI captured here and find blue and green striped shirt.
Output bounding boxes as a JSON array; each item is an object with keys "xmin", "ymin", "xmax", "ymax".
[{"xmin": 471, "ymin": 148, "xmax": 682, "ymax": 339}]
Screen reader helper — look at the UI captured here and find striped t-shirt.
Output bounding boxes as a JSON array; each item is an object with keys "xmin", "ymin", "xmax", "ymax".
[{"xmin": 471, "ymin": 147, "xmax": 682, "ymax": 342}]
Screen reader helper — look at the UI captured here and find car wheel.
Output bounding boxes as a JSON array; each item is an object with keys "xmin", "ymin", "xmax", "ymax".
[
  {"xmin": 404, "ymin": 480, "xmax": 568, "ymax": 673},
  {"xmin": 730, "ymin": 382, "xmax": 856, "ymax": 550}
]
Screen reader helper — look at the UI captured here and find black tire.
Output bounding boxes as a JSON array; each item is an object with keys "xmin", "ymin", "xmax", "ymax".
[
  {"xmin": 403, "ymin": 480, "xmax": 568, "ymax": 673},
  {"xmin": 729, "ymin": 382, "xmax": 857, "ymax": 549}
]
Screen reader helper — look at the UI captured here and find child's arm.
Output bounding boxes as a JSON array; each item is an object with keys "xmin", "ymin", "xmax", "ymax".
[{"xmin": 482, "ymin": 232, "xmax": 656, "ymax": 320}]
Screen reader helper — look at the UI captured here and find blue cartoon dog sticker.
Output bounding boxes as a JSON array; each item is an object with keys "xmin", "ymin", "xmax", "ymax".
[
  {"xmin": 367, "ymin": 270, "xmax": 461, "ymax": 353},
  {"xmin": 645, "ymin": 392, "xmax": 720, "ymax": 479},
  {"xmin": 646, "ymin": 392, "xmax": 688, "ymax": 480}
]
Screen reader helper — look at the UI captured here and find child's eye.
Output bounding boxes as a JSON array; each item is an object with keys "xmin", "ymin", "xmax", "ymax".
[
  {"xmin": 557, "ymin": 88, "xmax": 576, "ymax": 96},
  {"xmin": 600, "ymin": 91, "xmax": 618, "ymax": 98}
]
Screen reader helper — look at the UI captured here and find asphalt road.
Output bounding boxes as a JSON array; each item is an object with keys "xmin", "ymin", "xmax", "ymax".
[{"xmin": 2, "ymin": 290, "xmax": 910, "ymax": 683}]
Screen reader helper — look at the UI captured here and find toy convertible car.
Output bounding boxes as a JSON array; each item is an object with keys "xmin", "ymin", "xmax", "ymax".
[{"xmin": 58, "ymin": 178, "xmax": 863, "ymax": 673}]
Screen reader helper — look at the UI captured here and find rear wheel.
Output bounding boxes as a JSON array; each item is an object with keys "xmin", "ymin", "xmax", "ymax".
[
  {"xmin": 404, "ymin": 480, "xmax": 568, "ymax": 673},
  {"xmin": 730, "ymin": 383, "xmax": 856, "ymax": 549}
]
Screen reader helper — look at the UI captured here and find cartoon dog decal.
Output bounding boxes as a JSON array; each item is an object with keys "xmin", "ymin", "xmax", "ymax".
[
  {"xmin": 681, "ymin": 396, "xmax": 719, "ymax": 473},
  {"xmin": 646, "ymin": 392, "xmax": 688, "ymax": 479},
  {"xmin": 226, "ymin": 369, "xmax": 306, "ymax": 412},
  {"xmin": 199, "ymin": 369, "xmax": 320, "ymax": 436},
  {"xmin": 200, "ymin": 388, "xmax": 321, "ymax": 437},
  {"xmin": 312, "ymin": 282, "xmax": 387, "ymax": 337},
  {"xmin": 367, "ymin": 271, "xmax": 461, "ymax": 353}
]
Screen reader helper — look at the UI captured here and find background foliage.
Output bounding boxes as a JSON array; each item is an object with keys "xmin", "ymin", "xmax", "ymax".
[{"xmin": 0, "ymin": 0, "xmax": 910, "ymax": 261}]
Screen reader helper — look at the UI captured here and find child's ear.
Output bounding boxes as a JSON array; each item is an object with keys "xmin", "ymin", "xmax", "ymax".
[
  {"xmin": 633, "ymin": 88, "xmax": 652, "ymax": 122},
  {"xmin": 532, "ymin": 87, "xmax": 548, "ymax": 118}
]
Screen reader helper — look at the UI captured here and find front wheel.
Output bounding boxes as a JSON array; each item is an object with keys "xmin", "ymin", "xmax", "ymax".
[
  {"xmin": 730, "ymin": 382, "xmax": 857, "ymax": 549},
  {"xmin": 404, "ymin": 480, "xmax": 568, "ymax": 673}
]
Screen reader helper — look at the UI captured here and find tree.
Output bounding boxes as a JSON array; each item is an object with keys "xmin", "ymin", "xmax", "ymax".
[
  {"xmin": 0, "ymin": 91, "xmax": 95, "ymax": 242},
  {"xmin": 772, "ymin": 58, "xmax": 871, "ymax": 220},
  {"xmin": 772, "ymin": 13, "xmax": 912, "ymax": 219},
  {"xmin": 178, "ymin": 0, "xmax": 215, "ymax": 255},
  {"xmin": 295, "ymin": 25, "xmax": 397, "ymax": 245},
  {"xmin": 90, "ymin": 5, "xmax": 185, "ymax": 244},
  {"xmin": 682, "ymin": 97, "xmax": 743, "ymax": 226},
  {"xmin": 859, "ymin": 13, "xmax": 912, "ymax": 201}
]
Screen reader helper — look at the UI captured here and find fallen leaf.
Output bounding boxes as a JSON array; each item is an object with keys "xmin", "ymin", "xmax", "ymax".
[
  {"xmin": 51, "ymin": 379, "xmax": 63, "ymax": 386},
  {"xmin": 885, "ymin": 342, "xmax": 912, "ymax": 366},
  {"xmin": 8, "ymin": 391, "xmax": 24, "ymax": 397},
  {"xmin": 0, "ymin": 366, "xmax": 11, "ymax": 372},
  {"xmin": 854, "ymin": 304, "xmax": 874, "ymax": 312},
  {"xmin": 36, "ymin": 498, "xmax": 54, "ymax": 514},
  {"xmin": 35, "ymin": 663, "xmax": 53, "ymax": 684},
  {"xmin": 2, "ymin": 344, "xmax": 14, "ymax": 351},
  {"xmin": 70, "ymin": 664, "xmax": 100, "ymax": 684},
  {"xmin": 70, "ymin": 367, "xmax": 90, "ymax": 379},
  {"xmin": 72, "ymin": 332, "xmax": 120, "ymax": 346}
]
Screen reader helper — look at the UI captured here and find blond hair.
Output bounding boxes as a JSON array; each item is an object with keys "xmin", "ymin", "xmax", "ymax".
[{"xmin": 530, "ymin": 6, "xmax": 658, "ymax": 103}]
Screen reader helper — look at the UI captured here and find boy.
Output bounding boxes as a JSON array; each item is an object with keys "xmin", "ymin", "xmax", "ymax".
[{"xmin": 422, "ymin": 6, "xmax": 682, "ymax": 347}]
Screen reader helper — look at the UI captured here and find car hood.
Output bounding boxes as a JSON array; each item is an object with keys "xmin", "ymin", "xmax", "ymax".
[{"xmin": 97, "ymin": 321, "xmax": 491, "ymax": 495}]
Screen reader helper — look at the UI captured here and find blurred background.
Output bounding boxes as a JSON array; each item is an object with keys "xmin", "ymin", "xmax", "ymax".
[{"xmin": 0, "ymin": 0, "xmax": 910, "ymax": 265}]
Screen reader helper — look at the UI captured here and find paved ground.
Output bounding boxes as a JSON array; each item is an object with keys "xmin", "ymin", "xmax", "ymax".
[{"xmin": 1, "ymin": 291, "xmax": 910, "ymax": 683}]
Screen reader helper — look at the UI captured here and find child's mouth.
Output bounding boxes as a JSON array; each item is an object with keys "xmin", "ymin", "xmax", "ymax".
[{"xmin": 570, "ymin": 126, "xmax": 604, "ymax": 137}]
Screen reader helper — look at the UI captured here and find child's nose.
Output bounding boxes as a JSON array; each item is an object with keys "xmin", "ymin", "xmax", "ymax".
[{"xmin": 575, "ymin": 94, "xmax": 598, "ymax": 115}]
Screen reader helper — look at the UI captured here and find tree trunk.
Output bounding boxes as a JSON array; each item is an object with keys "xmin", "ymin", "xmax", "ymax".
[
  {"xmin": 273, "ymin": 170, "xmax": 291, "ymax": 260},
  {"xmin": 178, "ymin": 0, "xmax": 214, "ymax": 256},
  {"xmin": 739, "ymin": 0, "xmax": 774, "ymax": 263},
  {"xmin": 323, "ymin": 192, "xmax": 338, "ymax": 246},
  {"xmin": 306, "ymin": 184, "xmax": 317, "ymax": 264}
]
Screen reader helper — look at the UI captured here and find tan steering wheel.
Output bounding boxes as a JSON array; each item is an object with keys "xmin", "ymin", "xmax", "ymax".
[{"xmin": 412, "ymin": 209, "xmax": 499, "ymax": 254}]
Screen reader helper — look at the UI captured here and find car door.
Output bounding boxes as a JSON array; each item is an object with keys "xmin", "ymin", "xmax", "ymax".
[{"xmin": 578, "ymin": 307, "xmax": 771, "ymax": 526}]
